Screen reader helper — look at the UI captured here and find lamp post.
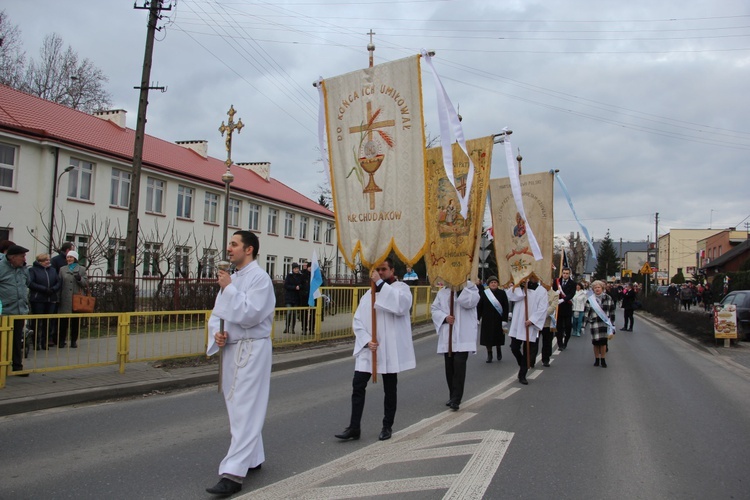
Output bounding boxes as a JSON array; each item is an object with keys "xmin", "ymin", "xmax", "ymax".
[{"xmin": 48, "ymin": 164, "xmax": 74, "ymax": 253}]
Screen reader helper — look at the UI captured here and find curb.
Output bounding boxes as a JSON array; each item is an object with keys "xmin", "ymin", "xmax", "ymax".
[{"xmin": 0, "ymin": 322, "xmax": 435, "ymax": 417}]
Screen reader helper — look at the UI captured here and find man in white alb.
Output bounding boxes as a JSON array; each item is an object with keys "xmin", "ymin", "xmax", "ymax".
[{"xmin": 205, "ymin": 231, "xmax": 276, "ymax": 497}]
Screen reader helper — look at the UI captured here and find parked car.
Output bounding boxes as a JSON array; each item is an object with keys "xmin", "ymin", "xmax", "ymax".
[
  {"xmin": 656, "ymin": 285, "xmax": 670, "ymax": 296},
  {"xmin": 716, "ymin": 291, "xmax": 750, "ymax": 341}
]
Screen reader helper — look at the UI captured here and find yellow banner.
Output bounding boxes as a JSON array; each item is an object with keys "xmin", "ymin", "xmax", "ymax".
[
  {"xmin": 424, "ymin": 136, "xmax": 493, "ymax": 288},
  {"xmin": 322, "ymin": 55, "xmax": 427, "ymax": 268},
  {"xmin": 489, "ymin": 171, "xmax": 554, "ymax": 286}
]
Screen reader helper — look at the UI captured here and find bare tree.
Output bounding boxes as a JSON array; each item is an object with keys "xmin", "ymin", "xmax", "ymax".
[
  {"xmin": 0, "ymin": 10, "xmax": 25, "ymax": 88},
  {"xmin": 22, "ymin": 33, "xmax": 111, "ymax": 112}
]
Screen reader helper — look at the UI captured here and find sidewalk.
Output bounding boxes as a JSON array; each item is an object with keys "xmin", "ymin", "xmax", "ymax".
[{"xmin": 0, "ymin": 322, "xmax": 436, "ymax": 417}]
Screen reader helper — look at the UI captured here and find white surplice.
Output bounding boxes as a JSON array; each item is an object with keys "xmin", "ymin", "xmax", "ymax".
[
  {"xmin": 207, "ymin": 260, "xmax": 276, "ymax": 478},
  {"xmin": 352, "ymin": 280, "xmax": 416, "ymax": 374},
  {"xmin": 431, "ymin": 281, "xmax": 480, "ymax": 354},
  {"xmin": 506, "ymin": 284, "xmax": 548, "ymax": 343}
]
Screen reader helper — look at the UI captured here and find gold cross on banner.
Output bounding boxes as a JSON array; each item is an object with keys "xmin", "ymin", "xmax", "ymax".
[
  {"xmin": 349, "ymin": 101, "xmax": 395, "ymax": 140},
  {"xmin": 219, "ymin": 105, "xmax": 244, "ymax": 168}
]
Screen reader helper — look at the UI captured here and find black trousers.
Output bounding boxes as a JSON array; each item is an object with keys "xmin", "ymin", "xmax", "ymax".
[
  {"xmin": 58, "ymin": 316, "xmax": 80, "ymax": 345},
  {"xmin": 510, "ymin": 337, "xmax": 538, "ymax": 378},
  {"xmin": 623, "ymin": 308, "xmax": 634, "ymax": 330},
  {"xmin": 540, "ymin": 327, "xmax": 555, "ymax": 363},
  {"xmin": 30, "ymin": 302, "xmax": 56, "ymax": 346},
  {"xmin": 349, "ymin": 370, "xmax": 397, "ymax": 430},
  {"xmin": 284, "ymin": 304, "xmax": 297, "ymax": 331},
  {"xmin": 11, "ymin": 318, "xmax": 24, "ymax": 371},
  {"xmin": 444, "ymin": 351, "xmax": 469, "ymax": 405},
  {"xmin": 556, "ymin": 310, "xmax": 573, "ymax": 348}
]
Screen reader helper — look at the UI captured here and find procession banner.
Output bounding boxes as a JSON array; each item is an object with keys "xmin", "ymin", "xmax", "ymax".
[
  {"xmin": 489, "ymin": 171, "xmax": 554, "ymax": 287},
  {"xmin": 424, "ymin": 136, "xmax": 493, "ymax": 289},
  {"xmin": 321, "ymin": 55, "xmax": 427, "ymax": 268}
]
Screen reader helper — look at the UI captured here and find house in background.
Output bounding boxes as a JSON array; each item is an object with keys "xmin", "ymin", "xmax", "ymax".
[{"xmin": 0, "ymin": 84, "xmax": 350, "ymax": 282}]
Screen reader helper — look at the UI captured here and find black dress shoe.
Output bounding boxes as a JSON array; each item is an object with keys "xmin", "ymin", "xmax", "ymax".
[
  {"xmin": 246, "ymin": 463, "xmax": 262, "ymax": 475},
  {"xmin": 542, "ymin": 361, "xmax": 550, "ymax": 367},
  {"xmin": 59, "ymin": 343, "xmax": 67, "ymax": 348},
  {"xmin": 518, "ymin": 377, "xmax": 528, "ymax": 385},
  {"xmin": 378, "ymin": 427, "xmax": 392, "ymax": 441},
  {"xmin": 445, "ymin": 400, "xmax": 452, "ymax": 407},
  {"xmin": 449, "ymin": 403, "xmax": 460, "ymax": 411},
  {"xmin": 335, "ymin": 427, "xmax": 360, "ymax": 440},
  {"xmin": 70, "ymin": 342, "xmax": 77, "ymax": 348},
  {"xmin": 206, "ymin": 478, "xmax": 242, "ymax": 496}
]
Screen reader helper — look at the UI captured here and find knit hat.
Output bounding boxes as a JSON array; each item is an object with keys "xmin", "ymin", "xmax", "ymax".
[{"xmin": 67, "ymin": 250, "xmax": 80, "ymax": 261}]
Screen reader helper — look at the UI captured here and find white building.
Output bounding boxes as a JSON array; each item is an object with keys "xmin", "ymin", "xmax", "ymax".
[{"xmin": 0, "ymin": 85, "xmax": 348, "ymax": 281}]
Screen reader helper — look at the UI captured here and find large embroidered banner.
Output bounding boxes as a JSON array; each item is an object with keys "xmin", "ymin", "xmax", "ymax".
[
  {"xmin": 489, "ymin": 171, "xmax": 554, "ymax": 287},
  {"xmin": 424, "ymin": 136, "xmax": 493, "ymax": 289},
  {"xmin": 321, "ymin": 55, "xmax": 427, "ymax": 268}
]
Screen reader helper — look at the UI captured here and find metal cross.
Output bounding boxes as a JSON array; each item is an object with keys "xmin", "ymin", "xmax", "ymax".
[{"xmin": 219, "ymin": 105, "xmax": 244, "ymax": 168}]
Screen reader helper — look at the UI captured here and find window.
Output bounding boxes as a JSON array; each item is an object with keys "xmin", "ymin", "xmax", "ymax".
[
  {"xmin": 199, "ymin": 248, "xmax": 219, "ymax": 278},
  {"xmin": 229, "ymin": 198, "xmax": 241, "ymax": 228},
  {"xmin": 175, "ymin": 246, "xmax": 191, "ymax": 278},
  {"xmin": 266, "ymin": 255, "xmax": 277, "ymax": 278},
  {"xmin": 110, "ymin": 169, "xmax": 130, "ymax": 208},
  {"xmin": 325, "ymin": 222, "xmax": 334, "ymax": 244},
  {"xmin": 283, "ymin": 256, "xmax": 293, "ymax": 276},
  {"xmin": 313, "ymin": 219, "xmax": 321, "ymax": 242},
  {"xmin": 146, "ymin": 177, "xmax": 165, "ymax": 214},
  {"xmin": 177, "ymin": 185, "xmax": 194, "ymax": 219},
  {"xmin": 68, "ymin": 158, "xmax": 94, "ymax": 201},
  {"xmin": 0, "ymin": 142, "xmax": 17, "ymax": 189},
  {"xmin": 106, "ymin": 238, "xmax": 126, "ymax": 275},
  {"xmin": 143, "ymin": 243, "xmax": 162, "ymax": 277},
  {"xmin": 267, "ymin": 208, "xmax": 278, "ymax": 234},
  {"xmin": 248, "ymin": 203, "xmax": 261, "ymax": 231},
  {"xmin": 204, "ymin": 193, "xmax": 219, "ymax": 223},
  {"xmin": 284, "ymin": 212, "xmax": 295, "ymax": 238},
  {"xmin": 0, "ymin": 227, "xmax": 10, "ymax": 241},
  {"xmin": 65, "ymin": 233, "xmax": 89, "ymax": 267},
  {"xmin": 299, "ymin": 216, "xmax": 308, "ymax": 240}
]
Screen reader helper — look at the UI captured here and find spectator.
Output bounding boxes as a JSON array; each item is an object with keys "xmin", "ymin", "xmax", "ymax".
[
  {"xmin": 283, "ymin": 263, "xmax": 302, "ymax": 333},
  {"xmin": 571, "ymin": 283, "xmax": 587, "ymax": 337},
  {"xmin": 0, "ymin": 245, "xmax": 30, "ymax": 375},
  {"xmin": 28, "ymin": 253, "xmax": 61, "ymax": 349},
  {"xmin": 403, "ymin": 266, "xmax": 419, "ymax": 286},
  {"xmin": 58, "ymin": 250, "xmax": 88, "ymax": 349},
  {"xmin": 0, "ymin": 239, "xmax": 15, "ymax": 262},
  {"xmin": 50, "ymin": 242, "xmax": 74, "ymax": 273},
  {"xmin": 679, "ymin": 284, "xmax": 693, "ymax": 311}
]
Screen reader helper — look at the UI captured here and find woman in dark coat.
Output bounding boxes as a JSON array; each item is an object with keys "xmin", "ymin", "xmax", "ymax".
[
  {"xmin": 476, "ymin": 276, "xmax": 509, "ymax": 362},
  {"xmin": 58, "ymin": 250, "xmax": 88, "ymax": 348},
  {"xmin": 28, "ymin": 253, "xmax": 61, "ymax": 349}
]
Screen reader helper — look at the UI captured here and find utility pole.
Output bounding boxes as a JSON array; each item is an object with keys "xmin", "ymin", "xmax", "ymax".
[{"xmin": 124, "ymin": 0, "xmax": 171, "ymax": 311}]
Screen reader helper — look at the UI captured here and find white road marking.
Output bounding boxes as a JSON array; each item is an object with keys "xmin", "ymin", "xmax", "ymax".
[{"xmin": 245, "ymin": 376, "xmax": 520, "ymax": 500}]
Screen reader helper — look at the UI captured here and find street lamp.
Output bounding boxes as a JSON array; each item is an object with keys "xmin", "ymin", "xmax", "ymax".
[{"xmin": 48, "ymin": 164, "xmax": 75, "ymax": 253}]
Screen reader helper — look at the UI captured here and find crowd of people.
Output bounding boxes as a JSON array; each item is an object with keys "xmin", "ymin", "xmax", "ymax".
[{"xmin": 0, "ymin": 240, "xmax": 87, "ymax": 375}]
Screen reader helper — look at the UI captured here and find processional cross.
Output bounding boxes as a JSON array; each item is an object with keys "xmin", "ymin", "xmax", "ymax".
[{"xmin": 219, "ymin": 105, "xmax": 244, "ymax": 168}]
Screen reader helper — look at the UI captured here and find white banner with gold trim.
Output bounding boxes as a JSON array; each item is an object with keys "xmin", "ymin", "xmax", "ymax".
[
  {"xmin": 424, "ymin": 136, "xmax": 493, "ymax": 289},
  {"xmin": 488, "ymin": 171, "xmax": 554, "ymax": 287},
  {"xmin": 321, "ymin": 55, "xmax": 427, "ymax": 268}
]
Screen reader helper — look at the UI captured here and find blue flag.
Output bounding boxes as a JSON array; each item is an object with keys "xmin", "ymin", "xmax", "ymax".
[{"xmin": 308, "ymin": 250, "xmax": 324, "ymax": 307}]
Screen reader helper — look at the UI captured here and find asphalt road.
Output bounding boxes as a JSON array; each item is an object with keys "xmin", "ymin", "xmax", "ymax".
[{"xmin": 2, "ymin": 314, "xmax": 749, "ymax": 499}]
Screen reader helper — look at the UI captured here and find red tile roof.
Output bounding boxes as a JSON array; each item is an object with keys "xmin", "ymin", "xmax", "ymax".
[{"xmin": 0, "ymin": 84, "xmax": 332, "ymax": 218}]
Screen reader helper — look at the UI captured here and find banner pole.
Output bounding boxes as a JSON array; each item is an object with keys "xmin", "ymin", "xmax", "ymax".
[
  {"xmin": 371, "ymin": 278, "xmax": 378, "ymax": 384},
  {"xmin": 448, "ymin": 289, "xmax": 454, "ymax": 357},
  {"xmin": 524, "ymin": 280, "xmax": 530, "ymax": 370}
]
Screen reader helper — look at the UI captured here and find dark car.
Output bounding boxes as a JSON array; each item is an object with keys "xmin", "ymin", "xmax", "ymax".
[
  {"xmin": 718, "ymin": 291, "xmax": 750, "ymax": 341},
  {"xmin": 656, "ymin": 285, "xmax": 670, "ymax": 296}
]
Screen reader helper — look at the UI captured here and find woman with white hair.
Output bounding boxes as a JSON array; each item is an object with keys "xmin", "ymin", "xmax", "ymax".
[
  {"xmin": 582, "ymin": 280, "xmax": 616, "ymax": 367},
  {"xmin": 57, "ymin": 250, "xmax": 88, "ymax": 348}
]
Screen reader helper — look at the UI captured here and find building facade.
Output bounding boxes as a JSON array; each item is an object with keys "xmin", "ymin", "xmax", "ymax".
[
  {"xmin": 0, "ymin": 85, "xmax": 349, "ymax": 282},
  {"xmin": 657, "ymin": 229, "xmax": 720, "ymax": 284}
]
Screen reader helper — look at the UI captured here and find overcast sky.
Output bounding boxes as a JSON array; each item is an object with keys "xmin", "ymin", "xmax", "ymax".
[{"xmin": 6, "ymin": 0, "xmax": 749, "ymax": 243}]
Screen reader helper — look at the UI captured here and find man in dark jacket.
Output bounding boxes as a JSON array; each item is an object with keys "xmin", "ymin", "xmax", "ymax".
[
  {"xmin": 50, "ymin": 242, "xmax": 74, "ymax": 273},
  {"xmin": 283, "ymin": 263, "xmax": 303, "ymax": 333},
  {"xmin": 28, "ymin": 253, "xmax": 62, "ymax": 349},
  {"xmin": 553, "ymin": 268, "xmax": 577, "ymax": 350},
  {"xmin": 621, "ymin": 283, "xmax": 637, "ymax": 331},
  {"xmin": 300, "ymin": 261, "xmax": 312, "ymax": 334}
]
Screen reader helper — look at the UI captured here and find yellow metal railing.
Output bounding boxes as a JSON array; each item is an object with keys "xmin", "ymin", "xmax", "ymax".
[{"xmin": 0, "ymin": 286, "xmax": 433, "ymax": 387}]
